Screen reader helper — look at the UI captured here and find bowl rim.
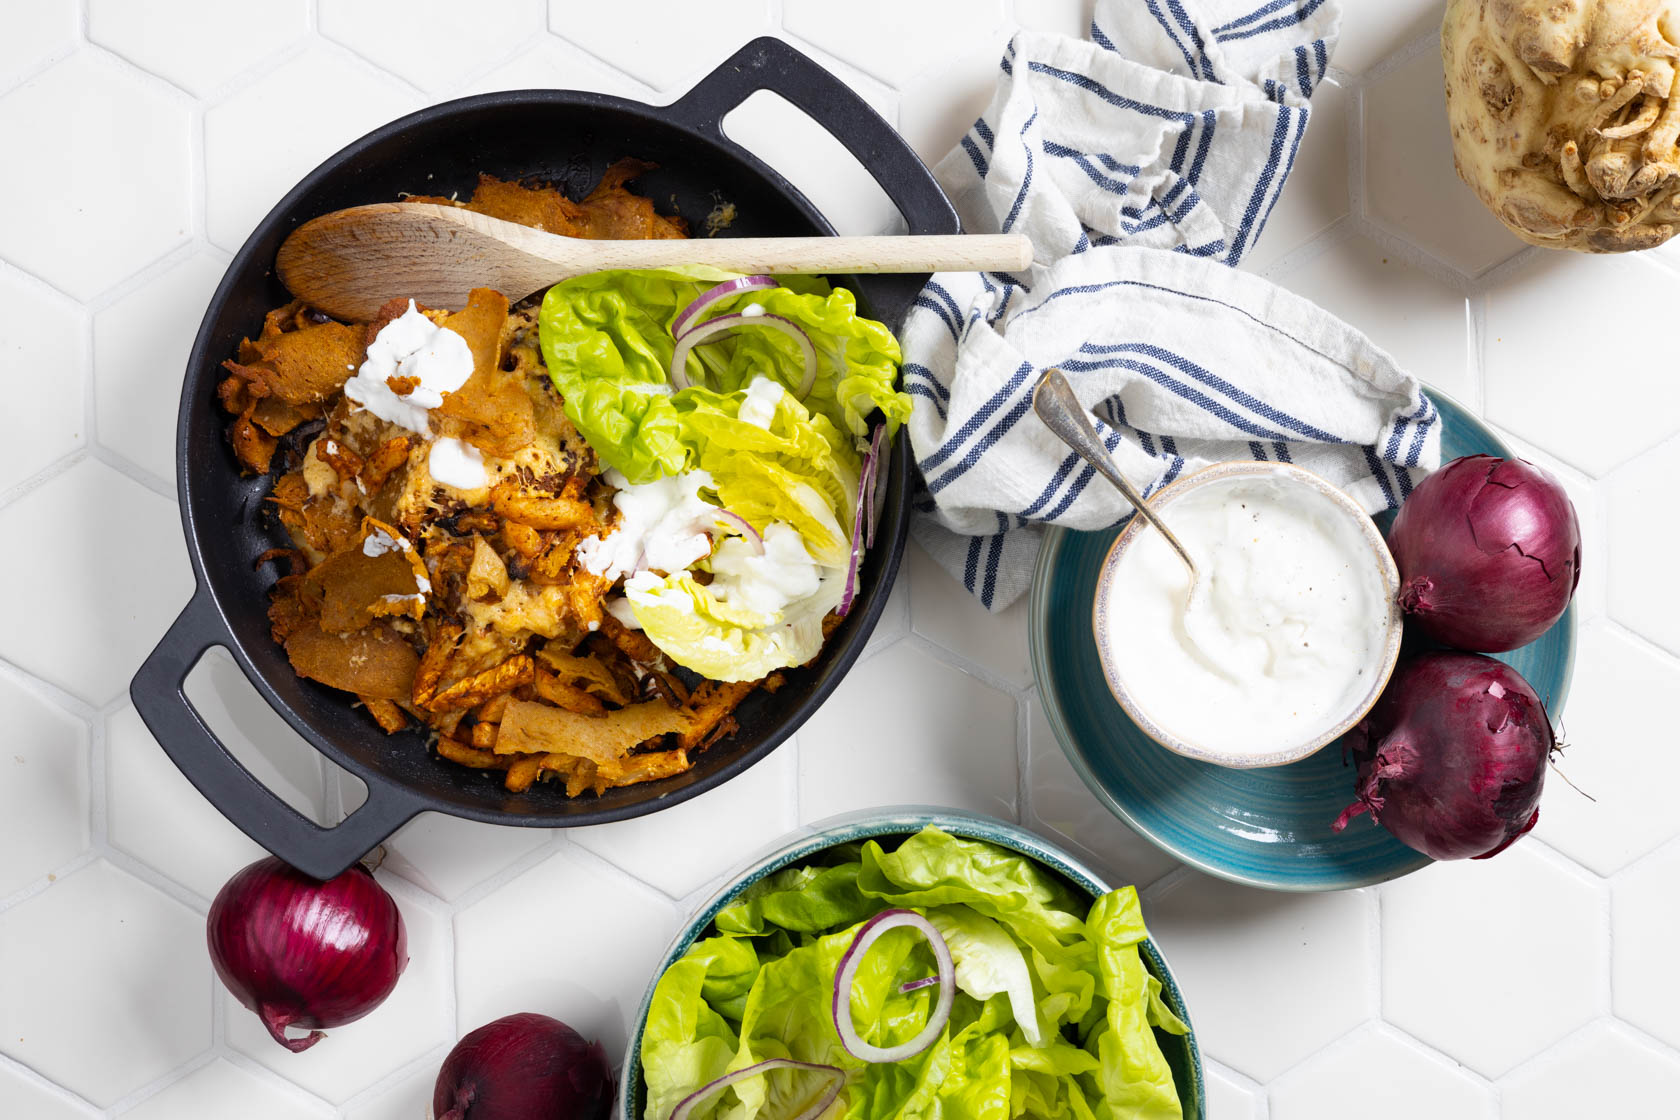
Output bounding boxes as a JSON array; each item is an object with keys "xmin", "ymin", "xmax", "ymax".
[
  {"xmin": 1090, "ymin": 459, "xmax": 1404, "ymax": 770},
  {"xmin": 615, "ymin": 807, "xmax": 1205, "ymax": 1120}
]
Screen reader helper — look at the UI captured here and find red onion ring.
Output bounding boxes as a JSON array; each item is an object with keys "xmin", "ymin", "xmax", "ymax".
[
  {"xmin": 668, "ymin": 1058, "xmax": 844, "ymax": 1120},
  {"xmin": 668, "ymin": 312, "xmax": 817, "ymax": 400},
  {"xmin": 897, "ymin": 976, "xmax": 939, "ymax": 994},
  {"xmin": 838, "ymin": 487, "xmax": 866, "ymax": 619},
  {"xmin": 864, "ymin": 424, "xmax": 887, "ymax": 550},
  {"xmin": 708, "ymin": 508, "xmax": 765, "ymax": 555},
  {"xmin": 832, "ymin": 909, "xmax": 954, "ymax": 1063},
  {"xmin": 670, "ymin": 276, "xmax": 778, "ymax": 339}
]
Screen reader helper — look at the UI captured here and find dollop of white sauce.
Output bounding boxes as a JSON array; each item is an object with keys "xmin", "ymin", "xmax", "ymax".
[
  {"xmin": 709, "ymin": 522, "xmax": 819, "ymax": 615},
  {"xmin": 577, "ymin": 469, "xmax": 719, "ymax": 580},
  {"xmin": 362, "ymin": 528, "xmax": 409, "ymax": 557},
  {"xmin": 428, "ymin": 436, "xmax": 488, "ymax": 490},
  {"xmin": 738, "ymin": 375, "xmax": 784, "ymax": 430},
  {"xmin": 1101, "ymin": 475, "xmax": 1387, "ymax": 757},
  {"xmin": 343, "ymin": 301, "xmax": 474, "ymax": 435}
]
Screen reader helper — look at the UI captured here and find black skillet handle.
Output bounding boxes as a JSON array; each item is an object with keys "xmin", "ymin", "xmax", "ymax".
[
  {"xmin": 668, "ymin": 36, "xmax": 960, "ymax": 238},
  {"xmin": 130, "ymin": 589, "xmax": 427, "ymax": 882}
]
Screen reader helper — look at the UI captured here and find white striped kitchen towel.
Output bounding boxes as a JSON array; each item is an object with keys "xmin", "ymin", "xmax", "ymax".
[{"xmin": 904, "ymin": 0, "xmax": 1441, "ymax": 610}]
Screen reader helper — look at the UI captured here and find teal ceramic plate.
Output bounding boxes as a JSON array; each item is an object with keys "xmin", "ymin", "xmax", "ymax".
[
  {"xmin": 1029, "ymin": 392, "xmax": 1577, "ymax": 892},
  {"xmin": 619, "ymin": 808, "xmax": 1206, "ymax": 1120}
]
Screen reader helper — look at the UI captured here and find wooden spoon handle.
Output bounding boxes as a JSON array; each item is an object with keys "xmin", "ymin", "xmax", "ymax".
[{"xmin": 561, "ymin": 233, "xmax": 1036, "ymax": 275}]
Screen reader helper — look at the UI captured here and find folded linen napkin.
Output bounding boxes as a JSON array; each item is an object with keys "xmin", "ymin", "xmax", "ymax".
[{"xmin": 903, "ymin": 0, "xmax": 1440, "ymax": 610}]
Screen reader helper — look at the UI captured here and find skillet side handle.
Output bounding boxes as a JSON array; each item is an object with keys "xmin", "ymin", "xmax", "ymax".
[
  {"xmin": 130, "ymin": 589, "xmax": 426, "ymax": 881},
  {"xmin": 667, "ymin": 36, "xmax": 961, "ymax": 237}
]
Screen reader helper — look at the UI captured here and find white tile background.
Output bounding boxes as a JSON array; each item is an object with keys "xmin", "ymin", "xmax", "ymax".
[{"xmin": 1, "ymin": 0, "xmax": 1677, "ymax": 1116}]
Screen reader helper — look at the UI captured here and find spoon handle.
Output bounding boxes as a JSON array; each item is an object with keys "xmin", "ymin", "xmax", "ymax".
[
  {"xmin": 535, "ymin": 231, "xmax": 1035, "ymax": 276},
  {"xmin": 1031, "ymin": 368, "xmax": 1199, "ymax": 577}
]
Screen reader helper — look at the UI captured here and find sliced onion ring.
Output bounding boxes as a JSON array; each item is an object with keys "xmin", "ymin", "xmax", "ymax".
[
  {"xmin": 669, "ymin": 1058, "xmax": 844, "ymax": 1120},
  {"xmin": 898, "ymin": 976, "xmax": 939, "ymax": 994},
  {"xmin": 838, "ymin": 484, "xmax": 866, "ymax": 619},
  {"xmin": 710, "ymin": 508, "xmax": 765, "ymax": 555},
  {"xmin": 832, "ymin": 909, "xmax": 954, "ymax": 1064},
  {"xmin": 671, "ymin": 276, "xmax": 778, "ymax": 339},
  {"xmin": 864, "ymin": 423, "xmax": 888, "ymax": 550},
  {"xmin": 669, "ymin": 313, "xmax": 817, "ymax": 399}
]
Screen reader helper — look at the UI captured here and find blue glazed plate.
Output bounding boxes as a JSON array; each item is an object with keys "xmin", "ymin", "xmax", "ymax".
[
  {"xmin": 618, "ymin": 807, "xmax": 1206, "ymax": 1120},
  {"xmin": 1028, "ymin": 392, "xmax": 1577, "ymax": 892}
]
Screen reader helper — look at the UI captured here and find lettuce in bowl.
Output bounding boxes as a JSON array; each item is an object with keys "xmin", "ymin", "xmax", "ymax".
[{"xmin": 638, "ymin": 827, "xmax": 1190, "ymax": 1120}]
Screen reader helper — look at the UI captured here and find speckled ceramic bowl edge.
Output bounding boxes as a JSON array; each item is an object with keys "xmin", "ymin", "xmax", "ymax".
[
  {"xmin": 615, "ymin": 806, "xmax": 1206, "ymax": 1120},
  {"xmin": 1090, "ymin": 460, "xmax": 1404, "ymax": 770},
  {"xmin": 1032, "ymin": 531, "xmax": 1383, "ymax": 892}
]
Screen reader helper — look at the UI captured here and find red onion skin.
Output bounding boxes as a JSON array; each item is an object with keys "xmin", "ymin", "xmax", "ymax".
[
  {"xmin": 433, "ymin": 1012, "xmax": 613, "ymax": 1120},
  {"xmin": 207, "ymin": 857, "xmax": 407, "ymax": 1052},
  {"xmin": 1388, "ymin": 455, "xmax": 1581, "ymax": 653},
  {"xmin": 1333, "ymin": 652, "xmax": 1553, "ymax": 860}
]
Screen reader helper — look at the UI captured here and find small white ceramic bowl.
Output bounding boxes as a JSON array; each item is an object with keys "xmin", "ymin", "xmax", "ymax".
[{"xmin": 1091, "ymin": 461, "xmax": 1403, "ymax": 769}]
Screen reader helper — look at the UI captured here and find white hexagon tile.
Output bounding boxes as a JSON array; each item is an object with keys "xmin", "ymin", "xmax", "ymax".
[
  {"xmin": 0, "ymin": 269, "xmax": 85, "ymax": 494},
  {"xmin": 0, "ymin": 4, "xmax": 1677, "ymax": 1117}
]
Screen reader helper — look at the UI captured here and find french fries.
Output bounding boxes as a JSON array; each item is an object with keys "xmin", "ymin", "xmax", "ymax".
[{"xmin": 230, "ymin": 169, "xmax": 779, "ymax": 796}]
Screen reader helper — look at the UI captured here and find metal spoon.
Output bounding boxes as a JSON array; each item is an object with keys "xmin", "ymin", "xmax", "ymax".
[
  {"xmin": 275, "ymin": 202, "xmax": 1035, "ymax": 322},
  {"xmin": 1030, "ymin": 367, "xmax": 1199, "ymax": 587}
]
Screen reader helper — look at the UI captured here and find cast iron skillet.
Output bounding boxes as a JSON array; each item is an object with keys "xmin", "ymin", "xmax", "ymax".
[{"xmin": 130, "ymin": 37, "xmax": 956, "ymax": 880}]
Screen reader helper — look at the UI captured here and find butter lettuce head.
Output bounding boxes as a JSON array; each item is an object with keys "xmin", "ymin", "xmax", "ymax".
[
  {"xmin": 538, "ymin": 269, "xmax": 908, "ymax": 679},
  {"xmin": 538, "ymin": 268, "xmax": 910, "ymax": 486},
  {"xmin": 641, "ymin": 828, "xmax": 1187, "ymax": 1120}
]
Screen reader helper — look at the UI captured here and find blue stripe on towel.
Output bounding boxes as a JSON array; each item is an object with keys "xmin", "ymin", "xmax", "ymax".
[
  {"xmin": 1217, "ymin": 0, "xmax": 1327, "ymax": 41},
  {"xmin": 1213, "ymin": 0, "xmax": 1301, "ymax": 35},
  {"xmin": 1080, "ymin": 341, "xmax": 1349, "ymax": 442},
  {"xmin": 1001, "ymin": 108, "xmax": 1041, "ymax": 233},
  {"xmin": 918, "ymin": 360, "xmax": 1035, "ymax": 474}
]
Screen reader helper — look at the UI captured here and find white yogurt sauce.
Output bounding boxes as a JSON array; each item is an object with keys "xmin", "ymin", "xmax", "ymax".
[
  {"xmin": 738, "ymin": 375, "xmax": 784, "ymax": 429},
  {"xmin": 1101, "ymin": 474, "xmax": 1387, "ymax": 758},
  {"xmin": 427, "ymin": 436, "xmax": 488, "ymax": 490},
  {"xmin": 343, "ymin": 300, "xmax": 474, "ymax": 435},
  {"xmin": 577, "ymin": 469, "xmax": 719, "ymax": 580},
  {"xmin": 708, "ymin": 522, "xmax": 820, "ymax": 614}
]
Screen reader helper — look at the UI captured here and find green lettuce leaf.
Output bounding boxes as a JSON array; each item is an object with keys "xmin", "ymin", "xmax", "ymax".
[
  {"xmin": 640, "ymin": 828, "xmax": 1186, "ymax": 1120},
  {"xmin": 674, "ymin": 384, "xmax": 858, "ymax": 568},
  {"xmin": 625, "ymin": 566, "xmax": 843, "ymax": 683},
  {"xmin": 926, "ymin": 906, "xmax": 1043, "ymax": 1047}
]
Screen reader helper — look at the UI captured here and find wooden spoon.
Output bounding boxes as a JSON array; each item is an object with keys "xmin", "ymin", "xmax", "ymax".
[{"xmin": 276, "ymin": 202, "xmax": 1035, "ymax": 321}]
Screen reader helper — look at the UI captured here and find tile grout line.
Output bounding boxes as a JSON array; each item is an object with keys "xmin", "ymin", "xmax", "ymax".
[
  {"xmin": 0, "ymin": 1053, "xmax": 96, "ymax": 1119},
  {"xmin": 87, "ymin": 703, "xmax": 109, "ymax": 852},
  {"xmin": 100, "ymin": 1049, "xmax": 219, "ymax": 1118}
]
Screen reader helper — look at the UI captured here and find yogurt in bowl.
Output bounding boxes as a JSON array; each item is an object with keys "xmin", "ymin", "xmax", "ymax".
[{"xmin": 1093, "ymin": 462, "xmax": 1402, "ymax": 769}]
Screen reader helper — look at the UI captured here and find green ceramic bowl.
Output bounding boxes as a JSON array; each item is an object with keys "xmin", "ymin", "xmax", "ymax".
[
  {"xmin": 1029, "ymin": 391, "xmax": 1577, "ymax": 892},
  {"xmin": 617, "ymin": 807, "xmax": 1205, "ymax": 1120}
]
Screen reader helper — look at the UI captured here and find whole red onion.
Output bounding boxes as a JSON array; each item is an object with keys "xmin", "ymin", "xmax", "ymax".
[
  {"xmin": 1333, "ymin": 651, "xmax": 1553, "ymax": 860},
  {"xmin": 207, "ymin": 856, "xmax": 407, "ymax": 1052},
  {"xmin": 433, "ymin": 1012, "xmax": 613, "ymax": 1120},
  {"xmin": 1388, "ymin": 454, "xmax": 1580, "ymax": 652}
]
